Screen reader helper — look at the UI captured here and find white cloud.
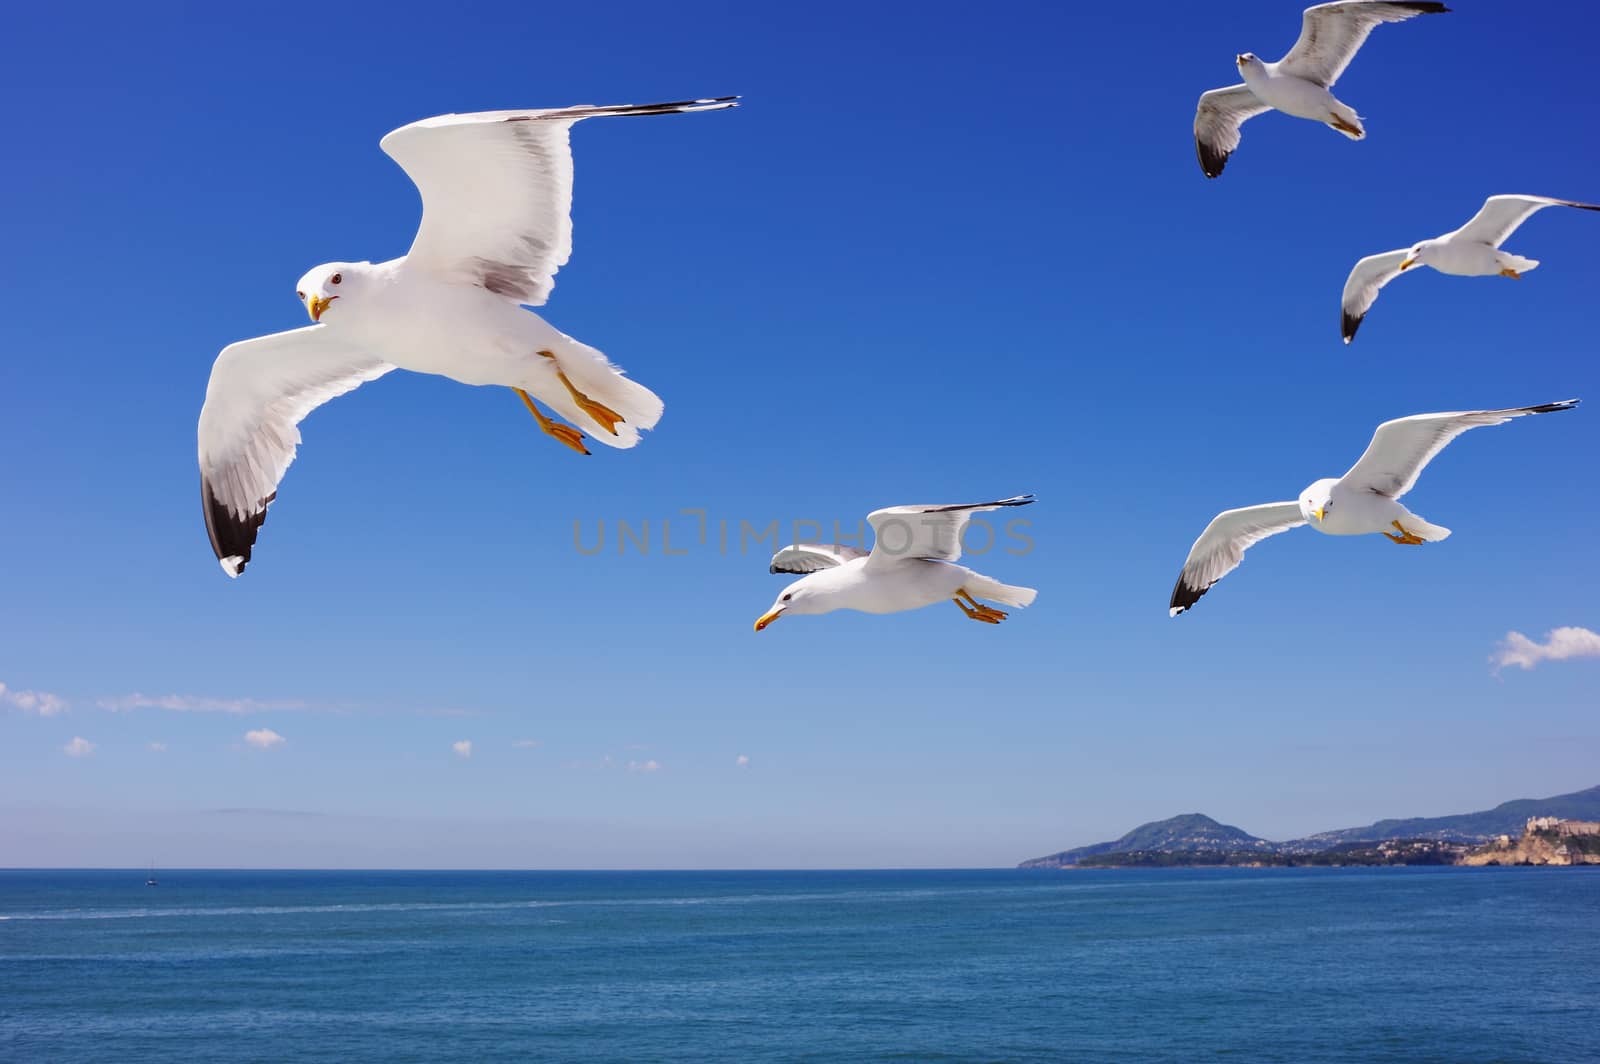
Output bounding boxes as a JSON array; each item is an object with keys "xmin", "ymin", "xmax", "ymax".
[
  {"xmin": 627, "ymin": 759, "xmax": 661, "ymax": 773},
  {"xmin": 99, "ymin": 693, "xmax": 307, "ymax": 714},
  {"xmin": 452, "ymin": 740, "xmax": 473, "ymax": 759},
  {"xmin": 63, "ymin": 736, "xmax": 94, "ymax": 757},
  {"xmin": 735, "ymin": 754, "xmax": 751, "ymax": 768},
  {"xmin": 147, "ymin": 741, "xmax": 168, "ymax": 753},
  {"xmin": 1492, "ymin": 626, "xmax": 1600, "ymax": 672},
  {"xmin": 244, "ymin": 728, "xmax": 286, "ymax": 750},
  {"xmin": 512, "ymin": 739, "xmax": 539, "ymax": 749},
  {"xmin": 2, "ymin": 682, "xmax": 68, "ymax": 717}
]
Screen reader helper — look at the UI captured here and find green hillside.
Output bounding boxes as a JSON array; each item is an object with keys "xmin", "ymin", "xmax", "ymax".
[{"xmin": 1019, "ymin": 813, "xmax": 1269, "ymax": 869}]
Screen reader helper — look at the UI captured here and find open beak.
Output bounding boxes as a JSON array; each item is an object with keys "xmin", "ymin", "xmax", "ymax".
[
  {"xmin": 753, "ymin": 608, "xmax": 784, "ymax": 632},
  {"xmin": 1312, "ymin": 507, "xmax": 1325, "ymax": 522},
  {"xmin": 307, "ymin": 294, "xmax": 336, "ymax": 322},
  {"xmin": 1398, "ymin": 258, "xmax": 1416, "ymax": 272}
]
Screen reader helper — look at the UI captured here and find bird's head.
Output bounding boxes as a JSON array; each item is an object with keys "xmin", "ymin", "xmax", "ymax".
[
  {"xmin": 753, "ymin": 577, "xmax": 826, "ymax": 632},
  {"xmin": 1398, "ymin": 242, "xmax": 1430, "ymax": 272},
  {"xmin": 1236, "ymin": 52, "xmax": 1262, "ymax": 71},
  {"xmin": 1300, "ymin": 479, "xmax": 1338, "ymax": 524},
  {"xmin": 295, "ymin": 262, "xmax": 366, "ymax": 323}
]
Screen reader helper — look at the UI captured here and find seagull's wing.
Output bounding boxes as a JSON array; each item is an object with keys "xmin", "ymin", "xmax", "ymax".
[
  {"xmin": 198, "ymin": 326, "xmax": 394, "ymax": 577},
  {"xmin": 1339, "ymin": 399, "xmax": 1580, "ymax": 500},
  {"xmin": 1340, "ymin": 249, "xmax": 1410, "ymax": 344},
  {"xmin": 864, "ymin": 495, "xmax": 1034, "ymax": 567},
  {"xmin": 1447, "ymin": 194, "xmax": 1600, "ymax": 248},
  {"xmin": 381, "ymin": 97, "xmax": 736, "ymax": 307},
  {"xmin": 769, "ymin": 543, "xmax": 870, "ymax": 575},
  {"xmin": 1278, "ymin": 1, "xmax": 1449, "ymax": 87},
  {"xmin": 1194, "ymin": 84, "xmax": 1270, "ymax": 179},
  {"xmin": 1169, "ymin": 503, "xmax": 1305, "ymax": 617}
]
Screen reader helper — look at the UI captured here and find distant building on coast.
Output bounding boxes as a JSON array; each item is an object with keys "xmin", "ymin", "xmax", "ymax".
[{"xmin": 1525, "ymin": 816, "xmax": 1600, "ymax": 837}]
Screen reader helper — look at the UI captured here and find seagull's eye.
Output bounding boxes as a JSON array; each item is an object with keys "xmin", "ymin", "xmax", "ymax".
[
  {"xmin": 330, "ymin": 273, "xmax": 342, "ymax": 285},
  {"xmin": 296, "ymin": 291, "xmax": 305, "ymax": 300},
  {"xmin": 782, "ymin": 593, "xmax": 792, "ymax": 602}
]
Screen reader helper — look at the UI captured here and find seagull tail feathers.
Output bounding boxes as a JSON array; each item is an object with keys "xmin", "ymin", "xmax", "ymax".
[
  {"xmin": 1326, "ymin": 111, "xmax": 1365, "ymax": 140},
  {"xmin": 1401, "ymin": 514, "xmax": 1452, "ymax": 542},
  {"xmin": 531, "ymin": 335, "xmax": 665, "ymax": 449},
  {"xmin": 963, "ymin": 573, "xmax": 1037, "ymax": 609}
]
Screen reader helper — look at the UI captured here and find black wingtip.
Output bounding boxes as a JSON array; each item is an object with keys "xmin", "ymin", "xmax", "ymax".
[
  {"xmin": 1342, "ymin": 310, "xmax": 1363, "ymax": 344},
  {"xmin": 202, "ymin": 477, "xmax": 270, "ymax": 578},
  {"xmin": 1196, "ymin": 139, "xmax": 1229, "ymax": 179},
  {"xmin": 931, "ymin": 494, "xmax": 1036, "ymax": 513},
  {"xmin": 1523, "ymin": 399, "xmax": 1580, "ymax": 415},
  {"xmin": 1168, "ymin": 578, "xmax": 1208, "ymax": 617},
  {"xmin": 621, "ymin": 96, "xmax": 739, "ymax": 115}
]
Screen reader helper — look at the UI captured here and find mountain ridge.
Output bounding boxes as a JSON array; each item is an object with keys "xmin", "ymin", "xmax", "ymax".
[{"xmin": 1019, "ymin": 784, "xmax": 1600, "ymax": 869}]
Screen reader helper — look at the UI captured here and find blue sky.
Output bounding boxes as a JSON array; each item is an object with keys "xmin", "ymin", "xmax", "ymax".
[{"xmin": 2, "ymin": 0, "xmax": 1597, "ymax": 869}]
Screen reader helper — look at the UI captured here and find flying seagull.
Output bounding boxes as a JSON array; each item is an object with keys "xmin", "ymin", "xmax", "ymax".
[
  {"xmin": 754, "ymin": 496, "xmax": 1038, "ymax": 631},
  {"xmin": 197, "ymin": 97, "xmax": 737, "ymax": 577},
  {"xmin": 1341, "ymin": 195, "xmax": 1600, "ymax": 343},
  {"xmin": 1194, "ymin": 1, "xmax": 1448, "ymax": 179},
  {"xmin": 1169, "ymin": 400, "xmax": 1579, "ymax": 616}
]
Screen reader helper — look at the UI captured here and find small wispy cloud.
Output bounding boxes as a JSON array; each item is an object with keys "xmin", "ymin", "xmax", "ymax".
[
  {"xmin": 147, "ymin": 741, "xmax": 168, "ymax": 753},
  {"xmin": 99, "ymin": 693, "xmax": 308, "ymax": 714},
  {"xmin": 2, "ymin": 682, "xmax": 68, "ymax": 717},
  {"xmin": 1492, "ymin": 626, "xmax": 1600, "ymax": 673},
  {"xmin": 735, "ymin": 754, "xmax": 751, "ymax": 768},
  {"xmin": 63, "ymin": 736, "xmax": 94, "ymax": 758},
  {"xmin": 97, "ymin": 693, "xmax": 477, "ymax": 718},
  {"xmin": 244, "ymin": 728, "xmax": 285, "ymax": 750},
  {"xmin": 452, "ymin": 740, "xmax": 473, "ymax": 759},
  {"xmin": 512, "ymin": 739, "xmax": 539, "ymax": 749},
  {"xmin": 627, "ymin": 759, "xmax": 661, "ymax": 773}
]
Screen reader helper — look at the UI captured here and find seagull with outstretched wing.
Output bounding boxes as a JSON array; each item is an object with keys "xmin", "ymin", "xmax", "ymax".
[
  {"xmin": 1341, "ymin": 195, "xmax": 1600, "ymax": 343},
  {"xmin": 756, "ymin": 496, "xmax": 1039, "ymax": 631},
  {"xmin": 1170, "ymin": 400, "xmax": 1579, "ymax": 616},
  {"xmin": 198, "ymin": 97, "xmax": 737, "ymax": 577},
  {"xmin": 1194, "ymin": 1, "xmax": 1448, "ymax": 178}
]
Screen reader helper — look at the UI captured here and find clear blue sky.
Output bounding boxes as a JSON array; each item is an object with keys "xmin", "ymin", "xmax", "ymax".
[{"xmin": 2, "ymin": 0, "xmax": 1596, "ymax": 869}]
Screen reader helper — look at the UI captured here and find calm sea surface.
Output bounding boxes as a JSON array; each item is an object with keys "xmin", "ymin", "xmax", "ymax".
[{"xmin": 1, "ymin": 867, "xmax": 1595, "ymax": 1062}]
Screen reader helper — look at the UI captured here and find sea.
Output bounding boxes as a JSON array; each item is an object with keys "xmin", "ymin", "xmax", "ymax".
[{"xmin": 1, "ymin": 867, "xmax": 1595, "ymax": 1062}]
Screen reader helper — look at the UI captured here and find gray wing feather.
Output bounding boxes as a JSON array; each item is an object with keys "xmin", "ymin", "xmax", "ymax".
[
  {"xmin": 1194, "ymin": 85, "xmax": 1269, "ymax": 179},
  {"xmin": 1279, "ymin": 1, "xmax": 1449, "ymax": 88},
  {"xmin": 1339, "ymin": 400, "xmax": 1579, "ymax": 499},
  {"xmin": 1449, "ymin": 195, "xmax": 1600, "ymax": 249}
]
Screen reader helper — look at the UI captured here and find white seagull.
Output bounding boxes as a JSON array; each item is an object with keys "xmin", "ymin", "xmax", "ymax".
[
  {"xmin": 1194, "ymin": 1, "xmax": 1448, "ymax": 179},
  {"xmin": 754, "ymin": 496, "xmax": 1038, "ymax": 631},
  {"xmin": 1169, "ymin": 400, "xmax": 1579, "ymax": 616},
  {"xmin": 1341, "ymin": 195, "xmax": 1600, "ymax": 342},
  {"xmin": 197, "ymin": 97, "xmax": 736, "ymax": 577}
]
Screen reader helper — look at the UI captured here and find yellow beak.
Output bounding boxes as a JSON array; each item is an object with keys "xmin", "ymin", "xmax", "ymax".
[
  {"xmin": 308, "ymin": 294, "xmax": 334, "ymax": 322},
  {"xmin": 754, "ymin": 609, "xmax": 783, "ymax": 632},
  {"xmin": 1398, "ymin": 258, "xmax": 1416, "ymax": 272},
  {"xmin": 1312, "ymin": 507, "xmax": 1325, "ymax": 522}
]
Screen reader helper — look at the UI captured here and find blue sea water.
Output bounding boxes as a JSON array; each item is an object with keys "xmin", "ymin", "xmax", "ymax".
[{"xmin": 1, "ymin": 868, "xmax": 1596, "ymax": 1062}]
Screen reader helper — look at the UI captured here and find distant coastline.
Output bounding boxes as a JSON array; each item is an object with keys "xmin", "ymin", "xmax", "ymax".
[{"xmin": 1020, "ymin": 785, "xmax": 1600, "ymax": 869}]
